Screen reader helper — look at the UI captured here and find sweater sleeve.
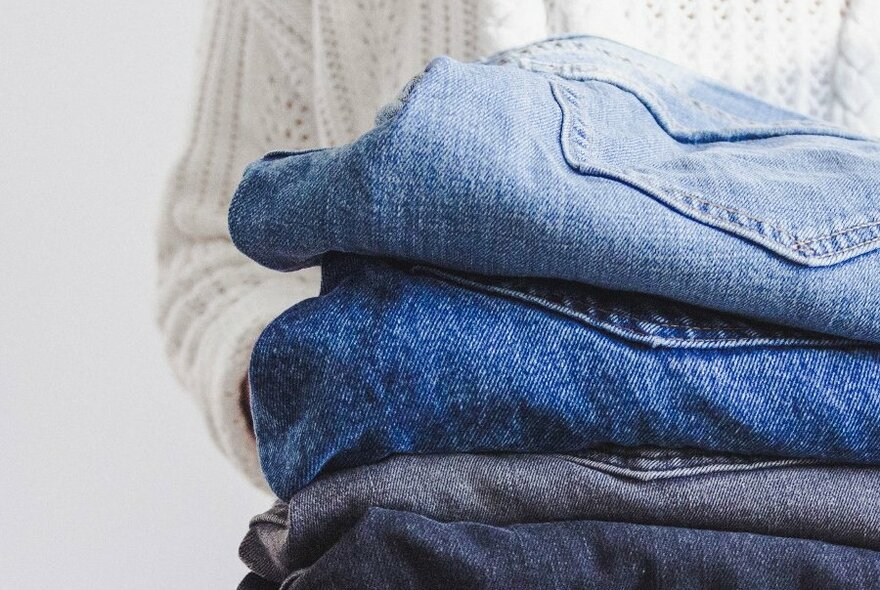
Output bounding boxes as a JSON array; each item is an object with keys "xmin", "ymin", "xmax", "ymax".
[
  {"xmin": 156, "ymin": 0, "xmax": 320, "ymax": 489},
  {"xmin": 832, "ymin": 0, "xmax": 880, "ymax": 136}
]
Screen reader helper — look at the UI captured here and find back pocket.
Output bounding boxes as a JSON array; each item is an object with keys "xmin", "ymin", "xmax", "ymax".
[{"xmin": 528, "ymin": 38, "xmax": 880, "ymax": 267}]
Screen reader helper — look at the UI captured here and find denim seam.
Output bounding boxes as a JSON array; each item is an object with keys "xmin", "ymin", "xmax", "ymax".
[
  {"xmin": 656, "ymin": 185, "xmax": 880, "ymax": 260},
  {"xmin": 550, "ymin": 80, "xmax": 880, "ymax": 265},
  {"xmin": 425, "ymin": 268, "xmax": 753, "ymax": 342},
  {"xmin": 413, "ymin": 266, "xmax": 847, "ymax": 349},
  {"xmin": 555, "ymin": 454, "xmax": 817, "ymax": 481},
  {"xmin": 793, "ymin": 219, "xmax": 880, "ymax": 245},
  {"xmin": 801, "ymin": 233, "xmax": 880, "ymax": 257},
  {"xmin": 564, "ymin": 448, "xmax": 814, "ymax": 470}
]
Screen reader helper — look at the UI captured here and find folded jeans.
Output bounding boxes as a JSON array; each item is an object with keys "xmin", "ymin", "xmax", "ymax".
[
  {"xmin": 229, "ymin": 35, "xmax": 880, "ymax": 344},
  {"xmin": 256, "ymin": 508, "xmax": 880, "ymax": 590},
  {"xmin": 239, "ymin": 450, "xmax": 880, "ymax": 577},
  {"xmin": 230, "ymin": 35, "xmax": 880, "ymax": 587},
  {"xmin": 249, "ymin": 255, "xmax": 880, "ymax": 499}
]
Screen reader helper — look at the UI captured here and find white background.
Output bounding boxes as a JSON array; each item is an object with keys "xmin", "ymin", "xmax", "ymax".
[{"xmin": 0, "ymin": 2, "xmax": 272, "ymax": 587}]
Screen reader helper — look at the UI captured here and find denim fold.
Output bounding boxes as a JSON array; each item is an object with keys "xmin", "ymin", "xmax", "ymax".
[
  {"xmin": 263, "ymin": 508, "xmax": 880, "ymax": 590},
  {"xmin": 229, "ymin": 36, "xmax": 880, "ymax": 344},
  {"xmin": 230, "ymin": 35, "xmax": 880, "ymax": 587},
  {"xmin": 249, "ymin": 255, "xmax": 880, "ymax": 499},
  {"xmin": 239, "ymin": 450, "xmax": 880, "ymax": 578}
]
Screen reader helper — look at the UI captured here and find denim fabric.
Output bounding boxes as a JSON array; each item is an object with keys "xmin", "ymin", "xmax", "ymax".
[
  {"xmin": 239, "ymin": 451, "xmax": 880, "ymax": 577},
  {"xmin": 237, "ymin": 573, "xmax": 278, "ymax": 590},
  {"xmin": 249, "ymin": 254, "xmax": 880, "ymax": 499},
  {"xmin": 265, "ymin": 508, "xmax": 880, "ymax": 590},
  {"xmin": 229, "ymin": 36, "xmax": 880, "ymax": 344}
]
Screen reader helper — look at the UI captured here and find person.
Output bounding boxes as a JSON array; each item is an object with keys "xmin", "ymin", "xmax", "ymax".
[{"xmin": 156, "ymin": 0, "xmax": 880, "ymax": 489}]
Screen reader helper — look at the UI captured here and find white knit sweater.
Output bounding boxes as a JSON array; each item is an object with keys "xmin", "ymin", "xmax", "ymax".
[{"xmin": 156, "ymin": 0, "xmax": 880, "ymax": 489}]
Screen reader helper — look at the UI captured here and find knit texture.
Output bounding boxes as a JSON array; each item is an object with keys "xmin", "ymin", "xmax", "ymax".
[{"xmin": 156, "ymin": 0, "xmax": 880, "ymax": 489}]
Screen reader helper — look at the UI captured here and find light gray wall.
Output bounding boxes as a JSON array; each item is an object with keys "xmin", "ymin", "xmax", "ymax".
[{"xmin": 0, "ymin": 2, "xmax": 272, "ymax": 587}]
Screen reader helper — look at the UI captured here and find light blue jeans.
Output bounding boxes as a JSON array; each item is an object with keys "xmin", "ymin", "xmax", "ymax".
[{"xmin": 230, "ymin": 36, "xmax": 880, "ymax": 343}]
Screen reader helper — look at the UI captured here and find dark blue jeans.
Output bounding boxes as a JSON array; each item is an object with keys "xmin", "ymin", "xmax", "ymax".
[
  {"xmin": 238, "ymin": 573, "xmax": 277, "ymax": 590},
  {"xmin": 250, "ymin": 255, "xmax": 880, "ymax": 499},
  {"xmin": 239, "ymin": 451, "xmax": 880, "ymax": 577},
  {"xmin": 245, "ymin": 509, "xmax": 880, "ymax": 589}
]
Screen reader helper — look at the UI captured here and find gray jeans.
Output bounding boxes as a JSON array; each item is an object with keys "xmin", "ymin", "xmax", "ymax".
[{"xmin": 240, "ymin": 448, "xmax": 880, "ymax": 579}]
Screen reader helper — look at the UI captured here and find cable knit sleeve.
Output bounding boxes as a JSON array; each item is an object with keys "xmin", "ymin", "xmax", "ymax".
[
  {"xmin": 832, "ymin": 0, "xmax": 880, "ymax": 135},
  {"xmin": 156, "ymin": 0, "xmax": 321, "ymax": 489}
]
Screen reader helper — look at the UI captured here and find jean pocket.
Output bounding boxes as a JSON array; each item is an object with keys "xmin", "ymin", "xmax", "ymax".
[
  {"xmin": 523, "ymin": 39, "xmax": 880, "ymax": 267},
  {"xmin": 412, "ymin": 266, "xmax": 857, "ymax": 350}
]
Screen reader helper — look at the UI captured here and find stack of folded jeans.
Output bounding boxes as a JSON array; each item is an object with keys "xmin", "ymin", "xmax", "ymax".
[{"xmin": 228, "ymin": 36, "xmax": 880, "ymax": 589}]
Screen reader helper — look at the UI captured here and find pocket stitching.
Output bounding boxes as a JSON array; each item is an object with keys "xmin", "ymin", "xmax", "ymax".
[
  {"xmin": 552, "ymin": 80, "xmax": 880, "ymax": 264},
  {"xmin": 794, "ymin": 220, "xmax": 880, "ymax": 246}
]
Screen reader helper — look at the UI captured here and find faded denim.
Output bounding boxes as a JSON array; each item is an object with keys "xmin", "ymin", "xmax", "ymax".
[
  {"xmin": 247, "ymin": 508, "xmax": 880, "ymax": 590},
  {"xmin": 229, "ymin": 36, "xmax": 880, "ymax": 344},
  {"xmin": 249, "ymin": 255, "xmax": 880, "ymax": 499},
  {"xmin": 239, "ymin": 450, "xmax": 880, "ymax": 577}
]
